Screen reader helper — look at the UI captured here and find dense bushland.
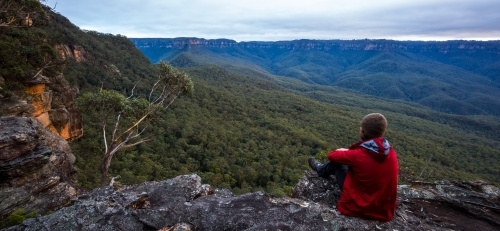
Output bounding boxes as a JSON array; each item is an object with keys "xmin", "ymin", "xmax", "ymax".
[
  {"xmin": 71, "ymin": 63, "xmax": 500, "ymax": 195},
  {"xmin": 2, "ymin": 1, "xmax": 499, "ymax": 197}
]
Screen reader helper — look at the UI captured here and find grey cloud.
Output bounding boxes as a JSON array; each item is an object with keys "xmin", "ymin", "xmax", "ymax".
[{"xmin": 48, "ymin": 0, "xmax": 500, "ymax": 41}]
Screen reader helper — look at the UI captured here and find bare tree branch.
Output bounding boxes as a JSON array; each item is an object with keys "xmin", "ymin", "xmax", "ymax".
[
  {"xmin": 110, "ymin": 113, "xmax": 122, "ymax": 143},
  {"xmin": 0, "ymin": 16, "xmax": 16, "ymax": 27},
  {"xmin": 164, "ymin": 95, "xmax": 179, "ymax": 109},
  {"xmin": 127, "ymin": 84, "xmax": 137, "ymax": 99},
  {"xmin": 122, "ymin": 137, "xmax": 153, "ymax": 149},
  {"xmin": 93, "ymin": 61, "xmax": 193, "ymax": 186},
  {"xmin": 32, "ymin": 61, "xmax": 54, "ymax": 79},
  {"xmin": 103, "ymin": 124, "xmax": 108, "ymax": 154},
  {"xmin": 109, "ymin": 175, "xmax": 120, "ymax": 187}
]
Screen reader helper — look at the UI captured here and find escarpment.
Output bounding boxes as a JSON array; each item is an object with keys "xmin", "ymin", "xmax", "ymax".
[
  {"xmin": 1, "ymin": 44, "xmax": 84, "ymax": 141},
  {"xmin": 0, "ymin": 41, "xmax": 85, "ymax": 222},
  {"xmin": 131, "ymin": 38, "xmax": 500, "ymax": 54},
  {"xmin": 55, "ymin": 44, "xmax": 87, "ymax": 63}
]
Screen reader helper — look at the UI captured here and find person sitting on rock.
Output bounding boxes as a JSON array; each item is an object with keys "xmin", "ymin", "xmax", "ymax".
[{"xmin": 308, "ymin": 113, "xmax": 398, "ymax": 221}]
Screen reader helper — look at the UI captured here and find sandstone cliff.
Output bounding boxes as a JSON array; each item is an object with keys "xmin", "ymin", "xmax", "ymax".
[
  {"xmin": 6, "ymin": 173, "xmax": 499, "ymax": 230},
  {"xmin": 55, "ymin": 44, "xmax": 87, "ymax": 63},
  {"xmin": 24, "ymin": 74, "xmax": 83, "ymax": 141},
  {"xmin": 0, "ymin": 117, "xmax": 82, "ymax": 222},
  {"xmin": 131, "ymin": 38, "xmax": 500, "ymax": 54},
  {"xmin": 0, "ymin": 45, "xmax": 84, "ymax": 141}
]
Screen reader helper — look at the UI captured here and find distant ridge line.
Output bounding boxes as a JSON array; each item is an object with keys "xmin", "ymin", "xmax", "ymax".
[{"xmin": 130, "ymin": 38, "xmax": 500, "ymax": 53}]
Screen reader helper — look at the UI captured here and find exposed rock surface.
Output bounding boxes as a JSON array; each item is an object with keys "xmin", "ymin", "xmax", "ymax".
[
  {"xmin": 131, "ymin": 38, "xmax": 500, "ymax": 54},
  {"xmin": 55, "ymin": 44, "xmax": 87, "ymax": 62},
  {"xmin": 0, "ymin": 116, "xmax": 82, "ymax": 221},
  {"xmin": 7, "ymin": 172, "xmax": 500, "ymax": 230},
  {"xmin": 0, "ymin": 44, "xmax": 84, "ymax": 141},
  {"xmin": 0, "ymin": 99, "xmax": 34, "ymax": 118},
  {"xmin": 23, "ymin": 73, "xmax": 83, "ymax": 141},
  {"xmin": 293, "ymin": 171, "xmax": 500, "ymax": 230},
  {"xmin": 1, "ymin": 75, "xmax": 83, "ymax": 142}
]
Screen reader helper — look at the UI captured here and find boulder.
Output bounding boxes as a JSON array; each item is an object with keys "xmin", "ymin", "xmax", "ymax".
[{"xmin": 0, "ymin": 117, "xmax": 82, "ymax": 221}]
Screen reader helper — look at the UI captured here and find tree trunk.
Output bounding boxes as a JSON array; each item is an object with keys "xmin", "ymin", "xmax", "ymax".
[{"xmin": 100, "ymin": 150, "xmax": 113, "ymax": 186}]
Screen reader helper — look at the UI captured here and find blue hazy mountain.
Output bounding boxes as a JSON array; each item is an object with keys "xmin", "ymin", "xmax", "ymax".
[{"xmin": 131, "ymin": 38, "xmax": 500, "ymax": 116}]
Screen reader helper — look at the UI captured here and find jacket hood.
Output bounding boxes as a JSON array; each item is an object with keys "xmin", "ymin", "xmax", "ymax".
[{"xmin": 351, "ymin": 137, "xmax": 391, "ymax": 162}]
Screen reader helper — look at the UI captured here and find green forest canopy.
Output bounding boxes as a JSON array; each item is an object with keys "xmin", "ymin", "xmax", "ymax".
[
  {"xmin": 2, "ymin": 1, "xmax": 499, "ymax": 197},
  {"xmin": 71, "ymin": 63, "xmax": 500, "ymax": 196}
]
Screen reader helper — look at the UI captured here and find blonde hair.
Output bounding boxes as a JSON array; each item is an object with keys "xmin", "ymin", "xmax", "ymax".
[{"xmin": 361, "ymin": 113, "xmax": 387, "ymax": 139}]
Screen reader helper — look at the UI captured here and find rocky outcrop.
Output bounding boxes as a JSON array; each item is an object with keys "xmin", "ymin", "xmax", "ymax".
[
  {"xmin": 0, "ymin": 99, "xmax": 34, "ymax": 118},
  {"xmin": 55, "ymin": 44, "xmax": 87, "ymax": 62},
  {"xmin": 293, "ymin": 171, "xmax": 500, "ymax": 230},
  {"xmin": 0, "ymin": 116, "xmax": 82, "ymax": 221},
  {"xmin": 22, "ymin": 73, "xmax": 83, "ymax": 141},
  {"xmin": 6, "ymin": 174, "xmax": 336, "ymax": 231},
  {"xmin": 1, "ymin": 81, "xmax": 83, "ymax": 142},
  {"xmin": 7, "ymin": 171, "xmax": 500, "ymax": 230},
  {"xmin": 1, "ymin": 43, "xmax": 85, "ymax": 141}
]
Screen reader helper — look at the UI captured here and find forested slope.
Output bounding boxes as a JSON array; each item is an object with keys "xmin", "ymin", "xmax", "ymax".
[
  {"xmin": 39, "ymin": 17, "xmax": 500, "ymax": 195},
  {"xmin": 131, "ymin": 38, "xmax": 500, "ymax": 117},
  {"xmin": 5, "ymin": 4, "xmax": 497, "ymax": 196},
  {"xmin": 69, "ymin": 56, "xmax": 500, "ymax": 195},
  {"xmin": 43, "ymin": 11, "xmax": 159, "ymax": 94}
]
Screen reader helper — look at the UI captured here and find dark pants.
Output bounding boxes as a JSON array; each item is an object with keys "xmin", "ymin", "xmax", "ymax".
[{"xmin": 316, "ymin": 161, "xmax": 348, "ymax": 191}]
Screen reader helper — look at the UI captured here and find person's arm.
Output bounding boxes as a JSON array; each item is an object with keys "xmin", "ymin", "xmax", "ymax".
[{"xmin": 328, "ymin": 149, "xmax": 359, "ymax": 166}]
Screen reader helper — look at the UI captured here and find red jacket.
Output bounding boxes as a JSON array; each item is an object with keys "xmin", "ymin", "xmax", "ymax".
[{"xmin": 328, "ymin": 137, "xmax": 398, "ymax": 221}]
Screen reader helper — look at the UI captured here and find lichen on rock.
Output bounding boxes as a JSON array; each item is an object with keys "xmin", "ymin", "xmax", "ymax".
[{"xmin": 5, "ymin": 171, "xmax": 500, "ymax": 230}]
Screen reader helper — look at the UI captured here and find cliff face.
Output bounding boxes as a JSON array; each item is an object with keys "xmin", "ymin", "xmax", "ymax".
[
  {"xmin": 55, "ymin": 44, "xmax": 87, "ymax": 63},
  {"xmin": 131, "ymin": 38, "xmax": 500, "ymax": 54},
  {"xmin": 24, "ymin": 74, "xmax": 83, "ymax": 141},
  {"xmin": 6, "ymin": 173, "xmax": 499, "ymax": 230},
  {"xmin": 133, "ymin": 38, "xmax": 239, "ymax": 49},
  {"xmin": 0, "ymin": 117, "xmax": 82, "ymax": 221},
  {"xmin": 0, "ymin": 43, "xmax": 85, "ymax": 223},
  {"xmin": 1, "ymin": 45, "xmax": 84, "ymax": 141}
]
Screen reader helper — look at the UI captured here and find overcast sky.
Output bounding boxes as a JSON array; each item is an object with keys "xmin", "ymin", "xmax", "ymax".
[{"xmin": 46, "ymin": 0, "xmax": 500, "ymax": 42}]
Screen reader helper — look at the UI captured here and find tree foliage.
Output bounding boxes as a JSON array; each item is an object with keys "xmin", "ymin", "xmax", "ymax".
[
  {"xmin": 77, "ymin": 62, "xmax": 193, "ymax": 186},
  {"xmin": 0, "ymin": 0, "xmax": 62, "ymax": 86},
  {"xmin": 72, "ymin": 63, "xmax": 500, "ymax": 195}
]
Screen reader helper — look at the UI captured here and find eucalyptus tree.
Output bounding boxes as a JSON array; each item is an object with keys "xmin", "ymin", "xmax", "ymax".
[{"xmin": 78, "ymin": 62, "xmax": 193, "ymax": 186}]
